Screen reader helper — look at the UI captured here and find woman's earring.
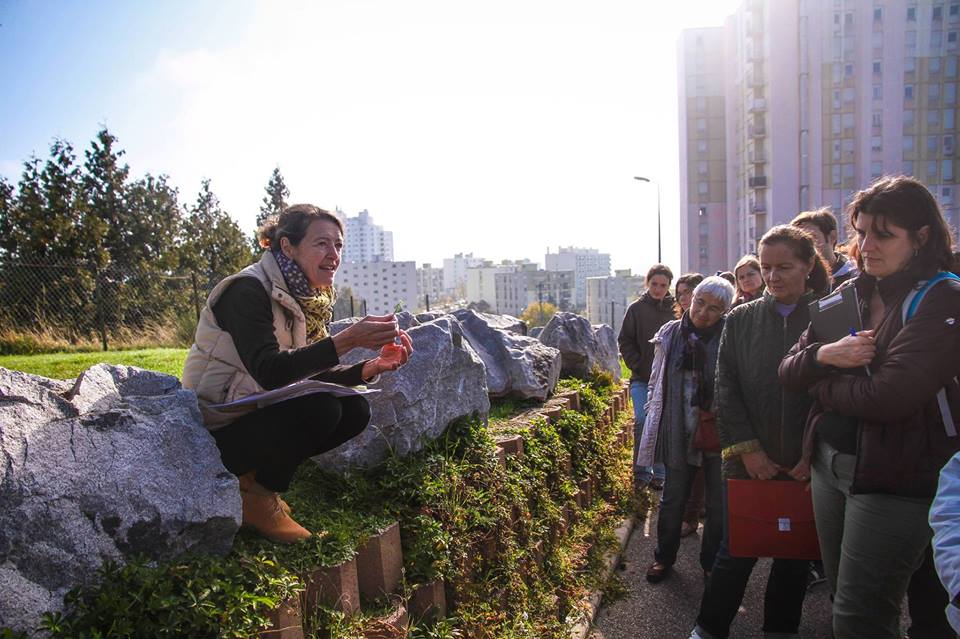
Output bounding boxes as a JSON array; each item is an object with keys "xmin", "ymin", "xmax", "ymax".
[{"xmin": 914, "ymin": 248, "xmax": 920, "ymax": 257}]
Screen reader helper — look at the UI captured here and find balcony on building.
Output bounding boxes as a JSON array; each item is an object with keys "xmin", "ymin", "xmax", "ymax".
[
  {"xmin": 748, "ymin": 175, "xmax": 768, "ymax": 188},
  {"xmin": 748, "ymin": 121, "xmax": 766, "ymax": 137}
]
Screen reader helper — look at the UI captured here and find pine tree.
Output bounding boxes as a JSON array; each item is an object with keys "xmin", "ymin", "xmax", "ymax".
[
  {"xmin": 82, "ymin": 127, "xmax": 130, "ymax": 268},
  {"xmin": 181, "ymin": 179, "xmax": 254, "ymax": 291},
  {"xmin": 253, "ymin": 167, "xmax": 290, "ymax": 252},
  {"xmin": 7, "ymin": 156, "xmax": 46, "ymax": 258},
  {"xmin": 257, "ymin": 166, "xmax": 290, "ymax": 229},
  {"xmin": 0, "ymin": 177, "xmax": 12, "ymax": 257},
  {"xmin": 40, "ymin": 138, "xmax": 85, "ymax": 261}
]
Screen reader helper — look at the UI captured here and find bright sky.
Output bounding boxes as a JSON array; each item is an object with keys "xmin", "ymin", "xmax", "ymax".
[{"xmin": 0, "ymin": 0, "xmax": 741, "ymax": 275}]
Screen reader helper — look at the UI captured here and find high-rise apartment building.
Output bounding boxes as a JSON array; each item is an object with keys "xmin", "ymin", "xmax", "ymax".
[
  {"xmin": 586, "ymin": 270, "xmax": 646, "ymax": 334},
  {"xmin": 337, "ymin": 209, "xmax": 394, "ymax": 263},
  {"xmin": 679, "ymin": 0, "xmax": 959, "ymax": 274},
  {"xmin": 335, "ymin": 261, "xmax": 418, "ymax": 315},
  {"xmin": 442, "ymin": 252, "xmax": 486, "ymax": 296},
  {"xmin": 495, "ymin": 264, "xmax": 575, "ymax": 317},
  {"xmin": 544, "ymin": 247, "xmax": 611, "ymax": 310},
  {"xmin": 417, "ymin": 263, "xmax": 445, "ymax": 310}
]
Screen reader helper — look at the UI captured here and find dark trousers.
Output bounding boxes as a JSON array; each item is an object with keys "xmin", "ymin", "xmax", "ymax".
[
  {"xmin": 655, "ymin": 456, "xmax": 723, "ymax": 573},
  {"xmin": 907, "ymin": 544, "xmax": 956, "ymax": 639},
  {"xmin": 213, "ymin": 393, "xmax": 370, "ymax": 492},
  {"xmin": 695, "ymin": 481, "xmax": 809, "ymax": 638}
]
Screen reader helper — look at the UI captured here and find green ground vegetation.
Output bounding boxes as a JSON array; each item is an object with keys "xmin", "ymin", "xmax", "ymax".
[
  {"xmin": 0, "ymin": 348, "xmax": 188, "ymax": 380},
  {"xmin": 10, "ymin": 373, "xmax": 636, "ymax": 639}
]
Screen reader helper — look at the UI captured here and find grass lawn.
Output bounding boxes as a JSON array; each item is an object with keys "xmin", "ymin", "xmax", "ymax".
[{"xmin": 0, "ymin": 348, "xmax": 189, "ymax": 380}]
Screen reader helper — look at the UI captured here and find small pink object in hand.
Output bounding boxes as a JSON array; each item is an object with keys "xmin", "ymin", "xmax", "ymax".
[{"xmin": 379, "ymin": 343, "xmax": 405, "ymax": 367}]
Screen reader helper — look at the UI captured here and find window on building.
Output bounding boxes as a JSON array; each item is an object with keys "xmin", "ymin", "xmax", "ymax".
[
  {"xmin": 873, "ymin": 135, "xmax": 883, "ymax": 151},
  {"xmin": 832, "ymin": 113, "xmax": 842, "ymax": 135},
  {"xmin": 870, "ymin": 85, "xmax": 881, "ymax": 101},
  {"xmin": 946, "ymin": 108, "xmax": 956, "ymax": 128},
  {"xmin": 950, "ymin": 31, "xmax": 959, "ymax": 43},
  {"xmin": 871, "ymin": 161, "xmax": 883, "ymax": 177},
  {"xmin": 935, "ymin": 5, "xmax": 945, "ymax": 21},
  {"xmin": 946, "ymin": 134, "xmax": 956, "ymax": 155},
  {"xmin": 845, "ymin": 63, "xmax": 854, "ymax": 77},
  {"xmin": 905, "ymin": 160, "xmax": 915, "ymax": 174},
  {"xmin": 932, "ymin": 57, "xmax": 944, "ymax": 76},
  {"xmin": 698, "ymin": 161, "xmax": 708, "ymax": 174},
  {"xmin": 698, "ymin": 139, "xmax": 708, "ymax": 154},
  {"xmin": 698, "ymin": 182, "xmax": 709, "ymax": 195},
  {"xmin": 907, "ymin": 30, "xmax": 919, "ymax": 53},
  {"xmin": 842, "ymin": 112, "xmax": 855, "ymax": 130},
  {"xmin": 952, "ymin": 3, "xmax": 960, "ymax": 17},
  {"xmin": 949, "ymin": 56, "xmax": 959, "ymax": 77},
  {"xmin": 931, "ymin": 83, "xmax": 943, "ymax": 101},
  {"xmin": 843, "ymin": 87, "xmax": 855, "ymax": 103},
  {"xmin": 905, "ymin": 84, "xmax": 915, "ymax": 99},
  {"xmin": 832, "ymin": 139, "xmax": 842, "ymax": 161},
  {"xmin": 833, "ymin": 89, "xmax": 842, "ymax": 109},
  {"xmin": 947, "ymin": 83, "xmax": 958, "ymax": 103},
  {"xmin": 843, "ymin": 163, "xmax": 855, "ymax": 180},
  {"xmin": 929, "ymin": 135, "xmax": 941, "ymax": 153},
  {"xmin": 872, "ymin": 111, "xmax": 883, "ymax": 127},
  {"xmin": 906, "ymin": 57, "xmax": 917, "ymax": 74},
  {"xmin": 843, "ymin": 137, "xmax": 855, "ymax": 157},
  {"xmin": 833, "ymin": 35, "xmax": 843, "ymax": 59},
  {"xmin": 697, "ymin": 118, "xmax": 707, "ymax": 132},
  {"xmin": 874, "ymin": 7, "xmax": 883, "ymax": 21},
  {"xmin": 904, "ymin": 136, "xmax": 916, "ymax": 151},
  {"xmin": 873, "ymin": 61, "xmax": 883, "ymax": 75},
  {"xmin": 929, "ymin": 110, "xmax": 942, "ymax": 127},
  {"xmin": 934, "ymin": 30, "xmax": 945, "ymax": 49},
  {"xmin": 845, "ymin": 12, "xmax": 854, "ymax": 27},
  {"xmin": 944, "ymin": 187, "xmax": 954, "ymax": 205},
  {"xmin": 832, "ymin": 62, "xmax": 843, "ymax": 84},
  {"xmin": 945, "ymin": 160, "xmax": 955, "ymax": 181},
  {"xmin": 908, "ymin": 7, "xmax": 917, "ymax": 21},
  {"xmin": 929, "ymin": 160, "xmax": 940, "ymax": 178},
  {"xmin": 832, "ymin": 164, "xmax": 842, "ymax": 186}
]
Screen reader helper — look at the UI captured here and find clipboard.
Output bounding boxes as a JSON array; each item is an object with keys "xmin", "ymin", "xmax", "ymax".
[{"xmin": 808, "ymin": 286, "xmax": 863, "ymax": 344}]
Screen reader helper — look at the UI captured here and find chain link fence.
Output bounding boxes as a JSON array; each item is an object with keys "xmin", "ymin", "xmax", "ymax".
[{"xmin": 0, "ymin": 257, "xmax": 207, "ymax": 352}]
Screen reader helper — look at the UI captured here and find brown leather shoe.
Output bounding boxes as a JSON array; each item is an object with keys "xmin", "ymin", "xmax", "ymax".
[
  {"xmin": 646, "ymin": 561, "xmax": 672, "ymax": 583},
  {"xmin": 239, "ymin": 477, "xmax": 311, "ymax": 544}
]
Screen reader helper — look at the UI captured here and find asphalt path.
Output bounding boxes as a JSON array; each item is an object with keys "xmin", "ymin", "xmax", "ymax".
[{"xmin": 590, "ymin": 504, "xmax": 836, "ymax": 638}]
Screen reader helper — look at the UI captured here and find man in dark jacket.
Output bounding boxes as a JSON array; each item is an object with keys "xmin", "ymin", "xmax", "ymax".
[
  {"xmin": 791, "ymin": 207, "xmax": 858, "ymax": 290},
  {"xmin": 618, "ymin": 263, "xmax": 675, "ymax": 488}
]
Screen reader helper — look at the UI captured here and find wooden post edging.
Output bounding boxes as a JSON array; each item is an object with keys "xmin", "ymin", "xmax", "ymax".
[{"xmin": 566, "ymin": 515, "xmax": 636, "ymax": 639}]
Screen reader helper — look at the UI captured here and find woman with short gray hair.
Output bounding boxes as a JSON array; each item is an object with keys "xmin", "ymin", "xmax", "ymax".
[{"xmin": 638, "ymin": 275, "xmax": 735, "ymax": 583}]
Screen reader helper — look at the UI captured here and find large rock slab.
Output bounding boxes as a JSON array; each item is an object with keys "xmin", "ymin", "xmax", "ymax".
[
  {"xmin": 451, "ymin": 309, "xmax": 560, "ymax": 401},
  {"xmin": 0, "ymin": 364, "xmax": 240, "ymax": 635},
  {"xmin": 315, "ymin": 316, "xmax": 490, "ymax": 471},
  {"xmin": 538, "ymin": 312, "xmax": 621, "ymax": 380}
]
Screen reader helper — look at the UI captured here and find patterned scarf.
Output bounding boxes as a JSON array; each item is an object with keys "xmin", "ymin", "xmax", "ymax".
[{"xmin": 272, "ymin": 248, "xmax": 335, "ymax": 343}]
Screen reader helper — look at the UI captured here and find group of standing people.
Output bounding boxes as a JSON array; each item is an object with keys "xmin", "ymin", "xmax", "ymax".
[{"xmin": 618, "ymin": 175, "xmax": 960, "ymax": 638}]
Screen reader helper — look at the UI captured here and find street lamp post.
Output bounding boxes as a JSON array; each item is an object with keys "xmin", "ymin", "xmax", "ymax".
[{"xmin": 634, "ymin": 176, "xmax": 661, "ymax": 264}]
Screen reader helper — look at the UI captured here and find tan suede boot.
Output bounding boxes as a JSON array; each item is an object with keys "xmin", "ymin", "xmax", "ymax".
[
  {"xmin": 237, "ymin": 474, "xmax": 311, "ymax": 543},
  {"xmin": 238, "ymin": 471, "xmax": 291, "ymax": 515}
]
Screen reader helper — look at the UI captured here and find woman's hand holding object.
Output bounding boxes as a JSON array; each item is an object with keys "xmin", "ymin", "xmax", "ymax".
[
  {"xmin": 741, "ymin": 450, "xmax": 783, "ymax": 481},
  {"xmin": 362, "ymin": 330, "xmax": 413, "ymax": 379},
  {"xmin": 816, "ymin": 330, "xmax": 876, "ymax": 369},
  {"xmin": 333, "ymin": 314, "xmax": 400, "ymax": 356}
]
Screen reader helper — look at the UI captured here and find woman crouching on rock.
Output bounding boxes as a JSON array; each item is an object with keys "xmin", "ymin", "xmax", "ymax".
[{"xmin": 182, "ymin": 204, "xmax": 413, "ymax": 543}]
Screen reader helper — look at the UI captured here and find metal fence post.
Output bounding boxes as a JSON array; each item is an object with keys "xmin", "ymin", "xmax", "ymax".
[{"xmin": 94, "ymin": 267, "xmax": 108, "ymax": 351}]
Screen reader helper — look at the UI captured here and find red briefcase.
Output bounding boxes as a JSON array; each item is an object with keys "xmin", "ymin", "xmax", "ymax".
[{"xmin": 727, "ymin": 479, "xmax": 821, "ymax": 560}]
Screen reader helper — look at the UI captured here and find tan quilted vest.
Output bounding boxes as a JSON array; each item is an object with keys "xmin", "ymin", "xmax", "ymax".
[{"xmin": 182, "ymin": 252, "xmax": 308, "ymax": 430}]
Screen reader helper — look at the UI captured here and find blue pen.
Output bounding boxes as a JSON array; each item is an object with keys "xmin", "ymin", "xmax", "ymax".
[{"xmin": 849, "ymin": 327, "xmax": 858, "ymax": 337}]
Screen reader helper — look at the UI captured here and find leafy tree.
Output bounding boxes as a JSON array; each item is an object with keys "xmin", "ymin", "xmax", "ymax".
[
  {"xmin": 0, "ymin": 176, "xmax": 12, "ymax": 257},
  {"xmin": 181, "ymin": 179, "xmax": 254, "ymax": 291},
  {"xmin": 520, "ymin": 300, "xmax": 557, "ymax": 328},
  {"xmin": 4, "ymin": 156, "xmax": 45, "ymax": 258},
  {"xmin": 253, "ymin": 167, "xmax": 290, "ymax": 252},
  {"xmin": 40, "ymin": 139, "xmax": 86, "ymax": 261}
]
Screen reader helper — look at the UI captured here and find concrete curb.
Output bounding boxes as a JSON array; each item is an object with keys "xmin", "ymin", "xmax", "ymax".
[{"xmin": 568, "ymin": 514, "xmax": 637, "ymax": 639}]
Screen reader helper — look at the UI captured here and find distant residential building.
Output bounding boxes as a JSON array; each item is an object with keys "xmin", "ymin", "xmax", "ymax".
[
  {"xmin": 442, "ymin": 252, "xmax": 486, "ymax": 296},
  {"xmin": 465, "ymin": 260, "xmax": 529, "ymax": 311},
  {"xmin": 417, "ymin": 263, "xmax": 445, "ymax": 310},
  {"xmin": 586, "ymin": 269, "xmax": 647, "ymax": 334},
  {"xmin": 679, "ymin": 0, "xmax": 960, "ymax": 274},
  {"xmin": 495, "ymin": 265, "xmax": 575, "ymax": 317},
  {"xmin": 544, "ymin": 246, "xmax": 611, "ymax": 310},
  {"xmin": 336, "ymin": 261, "xmax": 418, "ymax": 315},
  {"xmin": 336, "ymin": 208, "xmax": 394, "ymax": 263}
]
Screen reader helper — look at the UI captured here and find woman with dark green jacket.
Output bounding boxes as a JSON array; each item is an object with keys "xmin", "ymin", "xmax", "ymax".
[{"xmin": 691, "ymin": 225, "xmax": 830, "ymax": 639}]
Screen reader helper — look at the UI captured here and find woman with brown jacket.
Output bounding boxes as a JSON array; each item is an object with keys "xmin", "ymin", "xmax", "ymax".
[{"xmin": 779, "ymin": 176, "xmax": 960, "ymax": 638}]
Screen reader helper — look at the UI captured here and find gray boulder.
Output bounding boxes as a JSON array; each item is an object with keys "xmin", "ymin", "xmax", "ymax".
[
  {"xmin": 452, "ymin": 309, "xmax": 560, "ymax": 400},
  {"xmin": 313, "ymin": 316, "xmax": 490, "ymax": 471},
  {"xmin": 538, "ymin": 312, "xmax": 622, "ymax": 380},
  {"xmin": 0, "ymin": 364, "xmax": 240, "ymax": 635},
  {"xmin": 452, "ymin": 309, "xmax": 527, "ymax": 335},
  {"xmin": 415, "ymin": 311, "xmax": 447, "ymax": 324}
]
